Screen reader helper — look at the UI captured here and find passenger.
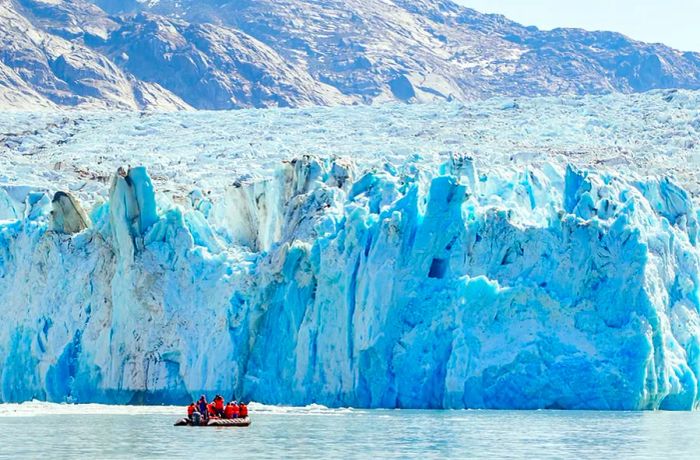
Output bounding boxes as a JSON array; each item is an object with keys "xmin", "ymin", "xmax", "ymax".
[
  {"xmin": 224, "ymin": 402, "xmax": 236, "ymax": 419},
  {"xmin": 187, "ymin": 402, "xmax": 196, "ymax": 420},
  {"xmin": 207, "ymin": 402, "xmax": 218, "ymax": 418},
  {"xmin": 231, "ymin": 401, "xmax": 240, "ymax": 419},
  {"xmin": 191, "ymin": 409, "xmax": 201, "ymax": 426},
  {"xmin": 214, "ymin": 395, "xmax": 225, "ymax": 417},
  {"xmin": 238, "ymin": 402, "xmax": 248, "ymax": 418},
  {"xmin": 197, "ymin": 395, "xmax": 208, "ymax": 420}
]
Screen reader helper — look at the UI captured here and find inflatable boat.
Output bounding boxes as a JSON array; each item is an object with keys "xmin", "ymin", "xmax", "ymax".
[{"xmin": 174, "ymin": 417, "xmax": 251, "ymax": 427}]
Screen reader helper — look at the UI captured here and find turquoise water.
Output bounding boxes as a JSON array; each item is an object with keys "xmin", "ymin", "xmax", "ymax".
[{"xmin": 1, "ymin": 404, "xmax": 699, "ymax": 459}]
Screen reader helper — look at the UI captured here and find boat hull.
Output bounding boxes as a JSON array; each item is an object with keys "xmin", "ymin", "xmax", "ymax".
[{"xmin": 174, "ymin": 417, "xmax": 251, "ymax": 427}]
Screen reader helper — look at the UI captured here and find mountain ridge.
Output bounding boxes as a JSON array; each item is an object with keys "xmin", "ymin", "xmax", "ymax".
[{"xmin": 1, "ymin": 0, "xmax": 699, "ymax": 110}]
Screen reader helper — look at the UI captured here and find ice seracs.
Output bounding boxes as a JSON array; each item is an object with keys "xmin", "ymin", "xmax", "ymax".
[
  {"xmin": 51, "ymin": 191, "xmax": 91, "ymax": 234},
  {"xmin": 1, "ymin": 157, "xmax": 700, "ymax": 410}
]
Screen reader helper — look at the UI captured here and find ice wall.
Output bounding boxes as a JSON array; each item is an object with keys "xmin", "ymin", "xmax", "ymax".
[{"xmin": 1, "ymin": 157, "xmax": 700, "ymax": 410}]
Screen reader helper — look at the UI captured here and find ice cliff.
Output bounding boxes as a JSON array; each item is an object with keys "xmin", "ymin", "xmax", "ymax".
[{"xmin": 1, "ymin": 157, "xmax": 700, "ymax": 410}]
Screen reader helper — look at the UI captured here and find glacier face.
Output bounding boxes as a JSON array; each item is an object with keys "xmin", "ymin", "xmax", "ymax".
[{"xmin": 2, "ymin": 155, "xmax": 700, "ymax": 410}]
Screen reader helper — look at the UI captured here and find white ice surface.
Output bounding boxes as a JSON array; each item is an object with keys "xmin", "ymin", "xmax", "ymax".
[{"xmin": 2, "ymin": 90, "xmax": 699, "ymax": 204}]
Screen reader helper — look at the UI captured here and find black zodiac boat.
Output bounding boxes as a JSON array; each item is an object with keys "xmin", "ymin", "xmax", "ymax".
[{"xmin": 174, "ymin": 417, "xmax": 251, "ymax": 427}]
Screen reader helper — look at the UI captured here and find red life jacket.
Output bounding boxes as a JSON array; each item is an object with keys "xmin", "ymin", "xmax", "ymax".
[
  {"xmin": 231, "ymin": 404, "xmax": 240, "ymax": 417},
  {"xmin": 187, "ymin": 405, "xmax": 196, "ymax": 416},
  {"xmin": 239, "ymin": 404, "xmax": 248, "ymax": 417},
  {"xmin": 207, "ymin": 403, "xmax": 217, "ymax": 416},
  {"xmin": 224, "ymin": 405, "xmax": 235, "ymax": 419},
  {"xmin": 214, "ymin": 399, "xmax": 224, "ymax": 411}
]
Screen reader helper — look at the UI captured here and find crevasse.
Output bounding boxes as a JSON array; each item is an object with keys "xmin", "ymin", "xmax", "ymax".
[{"xmin": 1, "ymin": 157, "xmax": 699, "ymax": 410}]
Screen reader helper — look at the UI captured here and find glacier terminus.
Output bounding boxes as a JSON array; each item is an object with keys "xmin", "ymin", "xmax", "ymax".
[{"xmin": 2, "ymin": 90, "xmax": 700, "ymax": 410}]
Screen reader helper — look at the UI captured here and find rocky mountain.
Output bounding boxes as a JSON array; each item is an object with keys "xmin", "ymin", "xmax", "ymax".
[{"xmin": 1, "ymin": 0, "xmax": 700, "ymax": 110}]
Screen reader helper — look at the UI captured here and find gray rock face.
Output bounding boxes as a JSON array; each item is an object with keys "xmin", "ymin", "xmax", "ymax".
[
  {"xmin": 1, "ymin": 0, "xmax": 699, "ymax": 109},
  {"xmin": 0, "ymin": 0, "xmax": 189, "ymax": 109}
]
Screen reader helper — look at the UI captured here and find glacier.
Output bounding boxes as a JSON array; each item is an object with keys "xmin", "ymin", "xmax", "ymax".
[
  {"xmin": 2, "ymin": 151, "xmax": 700, "ymax": 410},
  {"xmin": 2, "ymin": 90, "xmax": 700, "ymax": 410}
]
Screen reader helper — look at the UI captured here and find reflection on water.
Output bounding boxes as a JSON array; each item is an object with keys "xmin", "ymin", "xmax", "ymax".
[{"xmin": 0, "ymin": 403, "xmax": 699, "ymax": 459}]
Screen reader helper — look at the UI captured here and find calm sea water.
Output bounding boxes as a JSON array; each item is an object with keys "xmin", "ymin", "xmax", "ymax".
[{"xmin": 0, "ymin": 403, "xmax": 699, "ymax": 459}]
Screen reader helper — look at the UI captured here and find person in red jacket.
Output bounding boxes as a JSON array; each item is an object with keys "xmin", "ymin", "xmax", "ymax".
[
  {"xmin": 231, "ymin": 401, "xmax": 240, "ymax": 419},
  {"xmin": 187, "ymin": 402, "xmax": 201, "ymax": 425},
  {"xmin": 207, "ymin": 402, "xmax": 218, "ymax": 418},
  {"xmin": 224, "ymin": 402, "xmax": 238, "ymax": 419},
  {"xmin": 238, "ymin": 402, "xmax": 248, "ymax": 418},
  {"xmin": 187, "ymin": 403, "xmax": 196, "ymax": 418},
  {"xmin": 213, "ymin": 395, "xmax": 225, "ymax": 417}
]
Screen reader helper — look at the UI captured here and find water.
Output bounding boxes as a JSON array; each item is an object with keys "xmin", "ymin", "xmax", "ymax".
[{"xmin": 1, "ymin": 403, "xmax": 699, "ymax": 459}]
